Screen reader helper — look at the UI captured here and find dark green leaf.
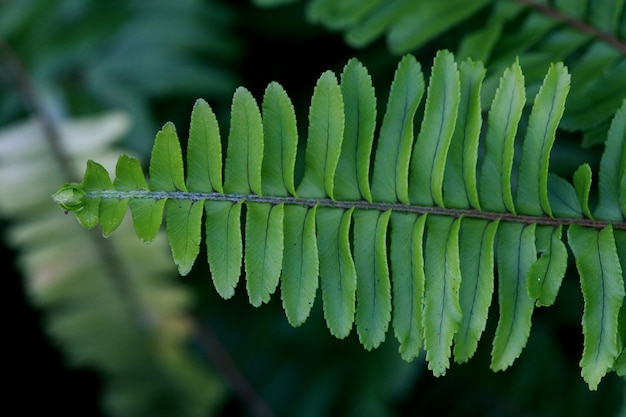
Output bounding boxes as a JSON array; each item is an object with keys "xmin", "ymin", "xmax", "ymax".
[
  {"xmin": 186, "ymin": 98, "xmax": 223, "ymax": 193},
  {"xmin": 454, "ymin": 219, "xmax": 498, "ymax": 363},
  {"xmin": 527, "ymin": 225, "xmax": 567, "ymax": 307},
  {"xmin": 224, "ymin": 87, "xmax": 264, "ymax": 195},
  {"xmin": 354, "ymin": 209, "xmax": 392, "ymax": 350},
  {"xmin": 149, "ymin": 122, "xmax": 187, "ymax": 192},
  {"xmin": 281, "ymin": 205, "xmax": 319, "ymax": 326},
  {"xmin": 390, "ymin": 212, "xmax": 426, "ymax": 361},
  {"xmin": 317, "ymin": 207, "xmax": 357, "ymax": 338},
  {"xmin": 205, "ymin": 201, "xmax": 243, "ymax": 299},
  {"xmin": 297, "ymin": 71, "xmax": 345, "ymax": 199},
  {"xmin": 443, "ymin": 59, "xmax": 485, "ymax": 209},
  {"xmin": 409, "ymin": 50, "xmax": 460, "ymax": 208},
  {"xmin": 516, "ymin": 63, "xmax": 570, "ymax": 217},
  {"xmin": 479, "ymin": 60, "xmax": 525, "ymax": 213},
  {"xmin": 335, "ymin": 58, "xmax": 376, "ymax": 202},
  {"xmin": 371, "ymin": 54, "xmax": 424, "ymax": 204},
  {"xmin": 245, "ymin": 202, "xmax": 284, "ymax": 307},
  {"xmin": 491, "ymin": 223, "xmax": 536, "ymax": 371},
  {"xmin": 261, "ymin": 82, "xmax": 298, "ymax": 197},
  {"xmin": 423, "ymin": 215, "xmax": 463, "ymax": 376},
  {"xmin": 166, "ymin": 199, "xmax": 203, "ymax": 275},
  {"xmin": 568, "ymin": 225, "xmax": 625, "ymax": 390}
]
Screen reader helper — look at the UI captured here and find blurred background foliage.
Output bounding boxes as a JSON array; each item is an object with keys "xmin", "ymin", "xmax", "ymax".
[{"xmin": 0, "ymin": 0, "xmax": 624, "ymax": 416}]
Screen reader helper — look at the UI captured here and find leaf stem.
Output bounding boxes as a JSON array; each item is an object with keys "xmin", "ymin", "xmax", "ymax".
[{"xmin": 87, "ymin": 190, "xmax": 626, "ymax": 230}]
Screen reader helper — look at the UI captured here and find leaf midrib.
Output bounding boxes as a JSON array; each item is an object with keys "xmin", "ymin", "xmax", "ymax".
[{"xmin": 87, "ymin": 190, "xmax": 626, "ymax": 231}]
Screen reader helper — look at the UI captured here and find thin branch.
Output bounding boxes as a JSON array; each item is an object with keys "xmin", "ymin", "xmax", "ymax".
[
  {"xmin": 1, "ymin": 35, "xmax": 274, "ymax": 417},
  {"xmin": 0, "ymin": 37, "xmax": 78, "ymax": 182},
  {"xmin": 86, "ymin": 190, "xmax": 626, "ymax": 231},
  {"xmin": 193, "ymin": 320, "xmax": 276, "ymax": 417},
  {"xmin": 513, "ymin": 0, "xmax": 626, "ymax": 53}
]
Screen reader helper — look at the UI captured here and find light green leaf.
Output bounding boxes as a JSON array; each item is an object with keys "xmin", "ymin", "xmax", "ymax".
[
  {"xmin": 149, "ymin": 122, "xmax": 187, "ymax": 192},
  {"xmin": 454, "ymin": 219, "xmax": 498, "ymax": 363},
  {"xmin": 77, "ymin": 160, "xmax": 111, "ymax": 229},
  {"xmin": 245, "ymin": 202, "xmax": 284, "ymax": 307},
  {"xmin": 335, "ymin": 58, "xmax": 376, "ymax": 202},
  {"xmin": 423, "ymin": 215, "xmax": 463, "ymax": 376},
  {"xmin": 297, "ymin": 71, "xmax": 345, "ymax": 199},
  {"xmin": 166, "ymin": 199, "xmax": 203, "ymax": 275},
  {"xmin": 186, "ymin": 98, "xmax": 223, "ymax": 193},
  {"xmin": 527, "ymin": 225, "xmax": 568, "ymax": 307},
  {"xmin": 443, "ymin": 59, "xmax": 485, "ymax": 209},
  {"xmin": 409, "ymin": 50, "xmax": 460, "ymax": 208},
  {"xmin": 99, "ymin": 159, "xmax": 128, "ymax": 237},
  {"xmin": 371, "ymin": 54, "xmax": 424, "ymax": 204},
  {"xmin": 595, "ymin": 99, "xmax": 625, "ymax": 221},
  {"xmin": 573, "ymin": 163, "xmax": 594, "ymax": 219},
  {"xmin": 112, "ymin": 155, "xmax": 164, "ymax": 242},
  {"xmin": 516, "ymin": 63, "xmax": 570, "ymax": 217},
  {"xmin": 479, "ymin": 60, "xmax": 525, "ymax": 213},
  {"xmin": 114, "ymin": 155, "xmax": 148, "ymax": 191},
  {"xmin": 281, "ymin": 205, "xmax": 319, "ymax": 326},
  {"xmin": 354, "ymin": 209, "xmax": 392, "ymax": 350},
  {"xmin": 491, "ymin": 223, "xmax": 536, "ymax": 371},
  {"xmin": 261, "ymin": 82, "xmax": 298, "ymax": 197},
  {"xmin": 224, "ymin": 87, "xmax": 264, "ymax": 195},
  {"xmin": 568, "ymin": 225, "xmax": 625, "ymax": 390},
  {"xmin": 390, "ymin": 212, "xmax": 426, "ymax": 361},
  {"xmin": 205, "ymin": 201, "xmax": 243, "ymax": 299},
  {"xmin": 317, "ymin": 207, "xmax": 357, "ymax": 339},
  {"xmin": 547, "ymin": 173, "xmax": 584, "ymax": 219}
]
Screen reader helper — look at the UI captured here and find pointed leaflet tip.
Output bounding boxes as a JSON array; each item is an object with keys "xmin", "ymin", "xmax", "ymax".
[
  {"xmin": 261, "ymin": 82, "xmax": 298, "ymax": 197},
  {"xmin": 149, "ymin": 122, "xmax": 188, "ymax": 192},
  {"xmin": 409, "ymin": 49, "xmax": 460, "ymax": 208},
  {"xmin": 479, "ymin": 59, "xmax": 525, "ymax": 214},
  {"xmin": 297, "ymin": 71, "xmax": 345, "ymax": 200},
  {"xmin": 187, "ymin": 98, "xmax": 223, "ymax": 193},
  {"xmin": 336, "ymin": 58, "xmax": 376, "ymax": 202},
  {"xmin": 371, "ymin": 54, "xmax": 424, "ymax": 204},
  {"xmin": 225, "ymin": 87, "xmax": 264, "ymax": 195},
  {"xmin": 516, "ymin": 62, "xmax": 570, "ymax": 217}
]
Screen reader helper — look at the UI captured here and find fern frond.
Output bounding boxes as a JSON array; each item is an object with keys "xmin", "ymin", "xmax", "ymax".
[{"xmin": 54, "ymin": 52, "xmax": 626, "ymax": 389}]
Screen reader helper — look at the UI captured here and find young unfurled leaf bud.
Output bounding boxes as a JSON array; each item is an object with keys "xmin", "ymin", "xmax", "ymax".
[{"xmin": 52, "ymin": 184, "xmax": 86, "ymax": 213}]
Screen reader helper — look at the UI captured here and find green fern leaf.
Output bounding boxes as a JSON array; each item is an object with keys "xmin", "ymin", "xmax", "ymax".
[
  {"xmin": 568, "ymin": 225, "xmax": 625, "ymax": 390},
  {"xmin": 491, "ymin": 223, "xmax": 536, "ymax": 372},
  {"xmin": 516, "ymin": 62, "xmax": 571, "ymax": 217},
  {"xmin": 54, "ymin": 51, "xmax": 626, "ymax": 389},
  {"xmin": 527, "ymin": 225, "xmax": 568, "ymax": 307},
  {"xmin": 390, "ymin": 212, "xmax": 426, "ymax": 361},
  {"xmin": 479, "ymin": 59, "xmax": 525, "ymax": 214},
  {"xmin": 282, "ymin": 205, "xmax": 319, "ymax": 326},
  {"xmin": 423, "ymin": 215, "xmax": 463, "ymax": 376},
  {"xmin": 354, "ymin": 209, "xmax": 392, "ymax": 350},
  {"xmin": 318, "ymin": 207, "xmax": 357, "ymax": 338},
  {"xmin": 371, "ymin": 54, "xmax": 423, "ymax": 204},
  {"xmin": 453, "ymin": 218, "xmax": 498, "ymax": 363},
  {"xmin": 187, "ymin": 98, "xmax": 223, "ymax": 193},
  {"xmin": 297, "ymin": 71, "xmax": 344, "ymax": 199},
  {"xmin": 409, "ymin": 49, "xmax": 460, "ymax": 207},
  {"xmin": 336, "ymin": 58, "xmax": 377, "ymax": 202},
  {"xmin": 443, "ymin": 59, "xmax": 485, "ymax": 210},
  {"xmin": 262, "ymin": 82, "xmax": 298, "ymax": 197},
  {"xmin": 245, "ymin": 202, "xmax": 285, "ymax": 306}
]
